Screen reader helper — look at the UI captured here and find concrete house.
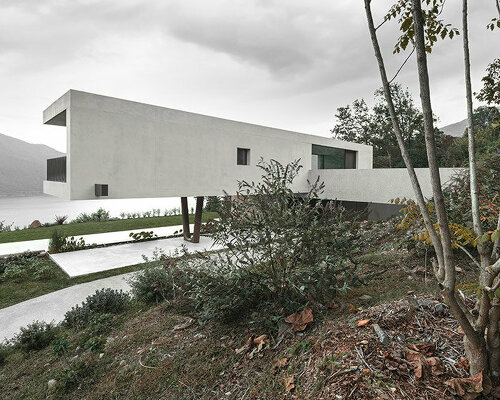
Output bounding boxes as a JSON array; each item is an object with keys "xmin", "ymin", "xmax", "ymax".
[{"xmin": 43, "ymin": 90, "xmax": 458, "ymax": 239}]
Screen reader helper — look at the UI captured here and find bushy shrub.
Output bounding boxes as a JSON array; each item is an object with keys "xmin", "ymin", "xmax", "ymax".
[
  {"xmin": 207, "ymin": 159, "xmax": 359, "ymax": 314},
  {"xmin": 13, "ymin": 321, "xmax": 58, "ymax": 353},
  {"xmin": 64, "ymin": 289, "xmax": 130, "ymax": 328},
  {"xmin": 82, "ymin": 336, "xmax": 106, "ymax": 353},
  {"xmin": 0, "ymin": 252, "xmax": 55, "ymax": 282},
  {"xmin": 52, "ymin": 335, "xmax": 71, "ymax": 356},
  {"xmin": 48, "ymin": 229, "xmax": 65, "ymax": 253},
  {"xmin": 72, "ymin": 208, "xmax": 110, "ymax": 223},
  {"xmin": 0, "ymin": 220, "xmax": 13, "ymax": 232},
  {"xmin": 55, "ymin": 360, "xmax": 94, "ymax": 394},
  {"xmin": 204, "ymin": 196, "xmax": 222, "ymax": 212},
  {"xmin": 0, "ymin": 343, "xmax": 11, "ymax": 365},
  {"xmin": 129, "ymin": 256, "xmax": 194, "ymax": 304},
  {"xmin": 54, "ymin": 215, "xmax": 68, "ymax": 225}
]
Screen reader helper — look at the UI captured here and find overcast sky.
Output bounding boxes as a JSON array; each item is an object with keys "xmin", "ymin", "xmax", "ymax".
[{"xmin": 0, "ymin": 0, "xmax": 497, "ymax": 152}]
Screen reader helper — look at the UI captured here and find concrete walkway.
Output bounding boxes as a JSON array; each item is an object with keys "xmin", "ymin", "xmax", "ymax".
[
  {"xmin": 50, "ymin": 235, "xmax": 221, "ymax": 277},
  {"xmin": 0, "ymin": 272, "xmax": 135, "ymax": 341},
  {"xmin": 0, "ymin": 223, "xmax": 191, "ymax": 256}
]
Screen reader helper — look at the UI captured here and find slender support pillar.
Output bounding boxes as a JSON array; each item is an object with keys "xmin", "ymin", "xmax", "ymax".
[
  {"xmin": 191, "ymin": 196, "xmax": 204, "ymax": 243},
  {"xmin": 180, "ymin": 197, "xmax": 191, "ymax": 240}
]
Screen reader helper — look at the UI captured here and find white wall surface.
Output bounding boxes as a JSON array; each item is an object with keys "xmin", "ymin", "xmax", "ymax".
[
  {"xmin": 311, "ymin": 168, "xmax": 462, "ymax": 203},
  {"xmin": 43, "ymin": 90, "xmax": 373, "ymax": 200}
]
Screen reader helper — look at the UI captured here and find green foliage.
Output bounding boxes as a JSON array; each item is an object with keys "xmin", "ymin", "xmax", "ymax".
[
  {"xmin": 13, "ymin": 321, "xmax": 58, "ymax": 353},
  {"xmin": 332, "ymin": 83, "xmax": 445, "ymax": 168},
  {"xmin": 48, "ymin": 229, "xmax": 65, "ymax": 253},
  {"xmin": 129, "ymin": 256, "xmax": 194, "ymax": 305},
  {"xmin": 48, "ymin": 229, "xmax": 87, "ymax": 253},
  {"xmin": 82, "ymin": 336, "xmax": 106, "ymax": 353},
  {"xmin": 72, "ymin": 208, "xmax": 110, "ymax": 223},
  {"xmin": 64, "ymin": 289, "xmax": 131, "ymax": 328},
  {"xmin": 0, "ymin": 220, "xmax": 13, "ymax": 232},
  {"xmin": 476, "ymin": 58, "xmax": 500, "ymax": 105},
  {"xmin": 0, "ymin": 251, "xmax": 55, "ymax": 282},
  {"xmin": 129, "ymin": 231, "xmax": 157, "ymax": 241},
  {"xmin": 52, "ymin": 334, "xmax": 71, "ymax": 356},
  {"xmin": 0, "ymin": 343, "xmax": 10, "ymax": 365},
  {"xmin": 55, "ymin": 360, "xmax": 94, "ymax": 394},
  {"xmin": 54, "ymin": 215, "xmax": 68, "ymax": 225},
  {"xmin": 206, "ymin": 159, "xmax": 359, "ymax": 316},
  {"xmin": 383, "ymin": 0, "xmax": 459, "ymax": 54},
  {"xmin": 205, "ymin": 196, "xmax": 222, "ymax": 212}
]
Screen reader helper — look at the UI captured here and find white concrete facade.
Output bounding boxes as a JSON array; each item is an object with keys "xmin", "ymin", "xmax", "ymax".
[
  {"xmin": 313, "ymin": 168, "xmax": 461, "ymax": 204},
  {"xmin": 43, "ymin": 90, "xmax": 373, "ymax": 200}
]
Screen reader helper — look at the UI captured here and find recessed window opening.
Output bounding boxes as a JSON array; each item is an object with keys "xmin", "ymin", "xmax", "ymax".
[
  {"xmin": 237, "ymin": 148, "xmax": 250, "ymax": 165},
  {"xmin": 312, "ymin": 144, "xmax": 357, "ymax": 169}
]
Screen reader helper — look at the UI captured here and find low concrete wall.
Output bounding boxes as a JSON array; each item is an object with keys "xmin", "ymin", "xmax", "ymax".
[
  {"xmin": 311, "ymin": 168, "xmax": 462, "ymax": 203},
  {"xmin": 43, "ymin": 181, "xmax": 70, "ymax": 200}
]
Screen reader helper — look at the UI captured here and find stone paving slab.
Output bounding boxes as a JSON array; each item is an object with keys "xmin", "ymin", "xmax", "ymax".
[
  {"xmin": 50, "ymin": 235, "xmax": 221, "ymax": 277},
  {"xmin": 0, "ymin": 272, "xmax": 135, "ymax": 341},
  {"xmin": 0, "ymin": 223, "xmax": 190, "ymax": 256}
]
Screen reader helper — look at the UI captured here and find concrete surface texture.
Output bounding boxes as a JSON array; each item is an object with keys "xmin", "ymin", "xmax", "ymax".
[
  {"xmin": 43, "ymin": 90, "xmax": 373, "ymax": 200},
  {"xmin": 313, "ymin": 167, "xmax": 461, "ymax": 204},
  {"xmin": 0, "ymin": 272, "xmax": 135, "ymax": 341},
  {"xmin": 0, "ymin": 223, "xmax": 192, "ymax": 256},
  {"xmin": 50, "ymin": 235, "xmax": 221, "ymax": 277}
]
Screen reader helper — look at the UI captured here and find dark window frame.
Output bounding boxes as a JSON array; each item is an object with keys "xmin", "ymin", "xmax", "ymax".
[{"xmin": 237, "ymin": 148, "xmax": 250, "ymax": 165}]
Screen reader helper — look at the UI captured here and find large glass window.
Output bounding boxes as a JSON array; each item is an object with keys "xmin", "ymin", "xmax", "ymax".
[{"xmin": 312, "ymin": 145, "xmax": 356, "ymax": 169}]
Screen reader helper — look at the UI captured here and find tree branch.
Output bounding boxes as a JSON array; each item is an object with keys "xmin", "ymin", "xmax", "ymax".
[
  {"xmin": 389, "ymin": 46, "xmax": 415, "ymax": 84},
  {"xmin": 455, "ymin": 243, "xmax": 481, "ymax": 269}
]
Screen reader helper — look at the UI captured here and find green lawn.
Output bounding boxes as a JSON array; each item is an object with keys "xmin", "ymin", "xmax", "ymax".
[
  {"xmin": 0, "ymin": 213, "xmax": 218, "ymax": 244},
  {"xmin": 0, "ymin": 258, "xmax": 160, "ymax": 309}
]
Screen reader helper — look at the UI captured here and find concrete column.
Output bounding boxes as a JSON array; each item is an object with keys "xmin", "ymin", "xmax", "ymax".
[
  {"xmin": 180, "ymin": 197, "xmax": 191, "ymax": 240},
  {"xmin": 190, "ymin": 196, "xmax": 204, "ymax": 243}
]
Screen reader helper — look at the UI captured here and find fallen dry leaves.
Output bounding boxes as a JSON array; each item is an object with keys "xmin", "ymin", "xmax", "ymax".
[
  {"xmin": 284, "ymin": 375, "xmax": 295, "ymax": 394},
  {"xmin": 285, "ymin": 307, "xmax": 314, "ymax": 332},
  {"xmin": 356, "ymin": 318, "xmax": 371, "ymax": 327},
  {"xmin": 271, "ymin": 357, "xmax": 288, "ymax": 374},
  {"xmin": 445, "ymin": 371, "xmax": 486, "ymax": 399},
  {"xmin": 406, "ymin": 342, "xmax": 444, "ymax": 379}
]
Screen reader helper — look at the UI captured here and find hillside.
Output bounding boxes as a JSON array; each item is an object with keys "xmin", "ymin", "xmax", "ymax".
[
  {"xmin": 439, "ymin": 118, "xmax": 467, "ymax": 137},
  {"xmin": 0, "ymin": 133, "xmax": 64, "ymax": 197}
]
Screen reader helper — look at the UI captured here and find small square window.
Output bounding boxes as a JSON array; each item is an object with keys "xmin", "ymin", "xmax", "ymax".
[{"xmin": 237, "ymin": 148, "xmax": 250, "ymax": 165}]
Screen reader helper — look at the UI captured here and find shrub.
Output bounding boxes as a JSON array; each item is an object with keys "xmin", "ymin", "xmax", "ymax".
[
  {"xmin": 55, "ymin": 360, "xmax": 94, "ymax": 394},
  {"xmin": 54, "ymin": 215, "xmax": 68, "ymax": 225},
  {"xmin": 0, "ymin": 253, "xmax": 55, "ymax": 282},
  {"xmin": 204, "ymin": 196, "xmax": 222, "ymax": 212},
  {"xmin": 13, "ymin": 321, "xmax": 58, "ymax": 353},
  {"xmin": 0, "ymin": 220, "xmax": 13, "ymax": 232},
  {"xmin": 0, "ymin": 343, "xmax": 11, "ymax": 365},
  {"xmin": 129, "ymin": 231, "xmax": 157, "ymax": 241},
  {"xmin": 82, "ymin": 336, "xmax": 106, "ymax": 353},
  {"xmin": 48, "ymin": 229, "xmax": 65, "ymax": 253},
  {"xmin": 52, "ymin": 335, "xmax": 71, "ymax": 356},
  {"xmin": 207, "ymin": 159, "xmax": 359, "ymax": 315},
  {"xmin": 64, "ymin": 289, "xmax": 130, "ymax": 328},
  {"xmin": 72, "ymin": 208, "xmax": 110, "ymax": 223},
  {"xmin": 129, "ymin": 256, "xmax": 194, "ymax": 304}
]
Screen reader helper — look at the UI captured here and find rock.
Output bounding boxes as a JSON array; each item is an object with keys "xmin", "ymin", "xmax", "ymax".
[
  {"xmin": 359, "ymin": 295, "xmax": 372, "ymax": 303},
  {"xmin": 106, "ymin": 337, "xmax": 115, "ymax": 346},
  {"xmin": 99, "ymin": 353, "xmax": 104, "ymax": 359},
  {"xmin": 434, "ymin": 302, "xmax": 449, "ymax": 317},
  {"xmin": 418, "ymin": 299, "xmax": 434, "ymax": 308},
  {"xmin": 29, "ymin": 220, "xmax": 41, "ymax": 229},
  {"xmin": 373, "ymin": 324, "xmax": 391, "ymax": 345},
  {"xmin": 119, "ymin": 360, "xmax": 126, "ymax": 366},
  {"xmin": 47, "ymin": 379, "xmax": 57, "ymax": 390}
]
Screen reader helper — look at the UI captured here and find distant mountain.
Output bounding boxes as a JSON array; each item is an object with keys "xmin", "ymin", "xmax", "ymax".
[
  {"xmin": 0, "ymin": 133, "xmax": 64, "ymax": 197},
  {"xmin": 439, "ymin": 119, "xmax": 467, "ymax": 138}
]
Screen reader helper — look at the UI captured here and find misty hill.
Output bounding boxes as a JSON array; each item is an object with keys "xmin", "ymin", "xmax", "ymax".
[
  {"xmin": 0, "ymin": 133, "xmax": 64, "ymax": 197},
  {"xmin": 440, "ymin": 119, "xmax": 467, "ymax": 138}
]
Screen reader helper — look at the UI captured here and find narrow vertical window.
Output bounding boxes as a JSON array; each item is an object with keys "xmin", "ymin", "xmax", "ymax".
[{"xmin": 237, "ymin": 148, "xmax": 250, "ymax": 165}]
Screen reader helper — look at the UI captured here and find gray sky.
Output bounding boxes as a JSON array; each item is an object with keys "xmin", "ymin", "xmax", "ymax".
[{"xmin": 0, "ymin": 0, "xmax": 497, "ymax": 152}]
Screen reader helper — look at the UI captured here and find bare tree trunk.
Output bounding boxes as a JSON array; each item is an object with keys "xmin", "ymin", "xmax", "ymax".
[
  {"xmin": 463, "ymin": 0, "xmax": 482, "ymax": 238},
  {"xmin": 190, "ymin": 196, "xmax": 204, "ymax": 244},
  {"xmin": 363, "ymin": 0, "xmax": 445, "ymax": 272}
]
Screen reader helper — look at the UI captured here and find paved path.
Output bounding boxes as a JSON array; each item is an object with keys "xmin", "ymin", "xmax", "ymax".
[
  {"xmin": 0, "ymin": 272, "xmax": 135, "ymax": 341},
  {"xmin": 50, "ymin": 235, "xmax": 221, "ymax": 277},
  {"xmin": 0, "ymin": 223, "xmax": 191, "ymax": 256}
]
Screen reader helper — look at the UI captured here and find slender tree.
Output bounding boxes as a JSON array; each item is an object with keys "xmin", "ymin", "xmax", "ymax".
[{"xmin": 364, "ymin": 0, "xmax": 500, "ymax": 386}]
